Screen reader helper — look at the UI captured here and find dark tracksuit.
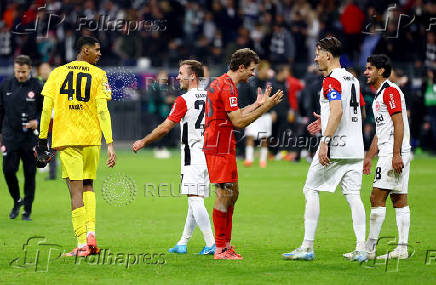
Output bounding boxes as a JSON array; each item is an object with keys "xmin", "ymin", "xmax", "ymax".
[{"xmin": 0, "ymin": 76, "xmax": 43, "ymax": 214}]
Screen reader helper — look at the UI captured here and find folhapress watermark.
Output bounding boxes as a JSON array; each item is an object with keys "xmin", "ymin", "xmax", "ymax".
[{"xmin": 74, "ymin": 249, "xmax": 166, "ymax": 268}]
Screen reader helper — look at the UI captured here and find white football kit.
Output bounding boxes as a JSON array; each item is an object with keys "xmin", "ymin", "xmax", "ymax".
[
  {"xmin": 304, "ymin": 68, "xmax": 364, "ymax": 194},
  {"xmin": 372, "ymin": 80, "xmax": 411, "ymax": 194},
  {"xmin": 168, "ymin": 88, "xmax": 210, "ymax": 197}
]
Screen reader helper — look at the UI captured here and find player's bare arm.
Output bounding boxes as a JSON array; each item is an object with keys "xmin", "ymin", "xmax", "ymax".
[
  {"xmin": 96, "ymin": 97, "xmax": 116, "ymax": 168},
  {"xmin": 227, "ymin": 89, "xmax": 283, "ymax": 129},
  {"xmin": 240, "ymin": 86, "xmax": 272, "ymax": 116},
  {"xmin": 363, "ymin": 135, "xmax": 378, "ymax": 175},
  {"xmin": 319, "ymin": 100, "xmax": 342, "ymax": 166},
  {"xmin": 132, "ymin": 119, "xmax": 176, "ymax": 153},
  {"xmin": 391, "ymin": 112, "xmax": 405, "ymax": 174}
]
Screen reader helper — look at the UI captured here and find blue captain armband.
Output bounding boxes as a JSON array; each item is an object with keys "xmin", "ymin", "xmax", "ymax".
[{"xmin": 327, "ymin": 89, "xmax": 341, "ymax": 101}]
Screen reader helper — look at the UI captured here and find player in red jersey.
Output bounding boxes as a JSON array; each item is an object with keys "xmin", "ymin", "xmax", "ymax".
[{"xmin": 203, "ymin": 48, "xmax": 283, "ymax": 260}]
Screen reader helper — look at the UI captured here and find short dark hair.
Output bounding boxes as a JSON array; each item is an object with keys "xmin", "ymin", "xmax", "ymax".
[
  {"xmin": 76, "ymin": 36, "xmax": 99, "ymax": 52},
  {"xmin": 14, "ymin": 55, "xmax": 32, "ymax": 66},
  {"xmin": 316, "ymin": 36, "xmax": 342, "ymax": 58},
  {"xmin": 367, "ymin": 54, "xmax": 392, "ymax": 78},
  {"xmin": 229, "ymin": 48, "xmax": 260, "ymax": 71},
  {"xmin": 179, "ymin": 59, "xmax": 204, "ymax": 78}
]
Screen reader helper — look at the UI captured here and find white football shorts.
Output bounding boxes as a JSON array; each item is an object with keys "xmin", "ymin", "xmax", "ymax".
[
  {"xmin": 373, "ymin": 152, "xmax": 410, "ymax": 194},
  {"xmin": 181, "ymin": 164, "xmax": 210, "ymax": 197},
  {"xmin": 303, "ymin": 151, "xmax": 363, "ymax": 194}
]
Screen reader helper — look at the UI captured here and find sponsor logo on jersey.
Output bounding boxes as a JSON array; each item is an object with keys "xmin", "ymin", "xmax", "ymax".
[
  {"xmin": 375, "ymin": 114, "xmax": 384, "ymax": 124},
  {"xmin": 375, "ymin": 101, "xmax": 381, "ymax": 111},
  {"xmin": 388, "ymin": 93, "xmax": 396, "ymax": 109},
  {"xmin": 27, "ymin": 91, "xmax": 35, "ymax": 98},
  {"xmin": 229, "ymin": 97, "xmax": 237, "ymax": 107}
]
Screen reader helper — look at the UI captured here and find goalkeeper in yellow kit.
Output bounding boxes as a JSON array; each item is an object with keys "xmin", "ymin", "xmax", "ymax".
[{"xmin": 36, "ymin": 36, "xmax": 116, "ymax": 257}]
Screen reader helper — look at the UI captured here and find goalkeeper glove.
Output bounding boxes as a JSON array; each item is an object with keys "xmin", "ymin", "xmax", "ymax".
[{"xmin": 35, "ymin": 139, "xmax": 56, "ymax": 168}]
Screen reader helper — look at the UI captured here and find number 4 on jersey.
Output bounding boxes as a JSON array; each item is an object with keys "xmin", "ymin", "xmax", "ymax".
[{"xmin": 60, "ymin": 71, "xmax": 92, "ymax": 102}]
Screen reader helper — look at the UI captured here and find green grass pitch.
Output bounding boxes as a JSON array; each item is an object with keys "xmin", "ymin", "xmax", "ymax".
[{"xmin": 1, "ymin": 149, "xmax": 436, "ymax": 284}]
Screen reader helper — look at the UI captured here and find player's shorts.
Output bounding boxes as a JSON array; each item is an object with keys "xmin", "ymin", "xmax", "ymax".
[
  {"xmin": 373, "ymin": 152, "xmax": 411, "ymax": 194},
  {"xmin": 181, "ymin": 164, "xmax": 210, "ymax": 197},
  {"xmin": 59, "ymin": 146, "xmax": 101, "ymax": 180},
  {"xmin": 304, "ymin": 151, "xmax": 363, "ymax": 195},
  {"xmin": 245, "ymin": 113, "xmax": 272, "ymax": 139},
  {"xmin": 205, "ymin": 153, "xmax": 238, "ymax": 184}
]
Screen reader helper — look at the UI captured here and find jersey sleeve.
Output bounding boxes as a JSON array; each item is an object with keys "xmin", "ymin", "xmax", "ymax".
[
  {"xmin": 95, "ymin": 72, "xmax": 112, "ymax": 101},
  {"xmin": 222, "ymin": 81, "xmax": 239, "ymax": 112},
  {"xmin": 383, "ymin": 87, "xmax": 402, "ymax": 116},
  {"xmin": 168, "ymin": 96, "xmax": 187, "ymax": 123},
  {"xmin": 359, "ymin": 91, "xmax": 366, "ymax": 106},
  {"xmin": 322, "ymin": 77, "xmax": 342, "ymax": 101},
  {"xmin": 41, "ymin": 68, "xmax": 58, "ymax": 99}
]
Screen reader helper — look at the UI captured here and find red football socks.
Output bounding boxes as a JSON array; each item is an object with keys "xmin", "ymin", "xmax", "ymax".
[
  {"xmin": 213, "ymin": 208, "xmax": 227, "ymax": 248},
  {"xmin": 225, "ymin": 206, "xmax": 234, "ymax": 247}
]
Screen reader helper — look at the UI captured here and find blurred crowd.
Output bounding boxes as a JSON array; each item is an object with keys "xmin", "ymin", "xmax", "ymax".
[{"xmin": 1, "ymin": 0, "xmax": 436, "ymax": 155}]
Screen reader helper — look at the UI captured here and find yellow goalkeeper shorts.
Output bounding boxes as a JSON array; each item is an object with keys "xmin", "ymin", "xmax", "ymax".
[{"xmin": 59, "ymin": 146, "xmax": 101, "ymax": 180}]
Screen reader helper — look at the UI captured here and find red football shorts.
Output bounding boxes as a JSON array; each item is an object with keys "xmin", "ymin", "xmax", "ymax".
[{"xmin": 205, "ymin": 153, "xmax": 238, "ymax": 183}]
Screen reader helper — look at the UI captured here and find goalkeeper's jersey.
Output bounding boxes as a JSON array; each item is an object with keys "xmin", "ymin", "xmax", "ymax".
[{"xmin": 41, "ymin": 60, "xmax": 111, "ymax": 148}]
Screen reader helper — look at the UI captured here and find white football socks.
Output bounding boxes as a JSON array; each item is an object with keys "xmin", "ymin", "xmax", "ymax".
[
  {"xmin": 245, "ymin": 145, "xmax": 254, "ymax": 162},
  {"xmin": 367, "ymin": 207, "xmax": 386, "ymax": 251},
  {"xmin": 395, "ymin": 206, "xmax": 410, "ymax": 250},
  {"xmin": 302, "ymin": 189, "xmax": 319, "ymax": 251},
  {"xmin": 177, "ymin": 202, "xmax": 196, "ymax": 246},
  {"xmin": 260, "ymin": 146, "xmax": 268, "ymax": 163},
  {"xmin": 189, "ymin": 197, "xmax": 215, "ymax": 247},
  {"xmin": 345, "ymin": 193, "xmax": 366, "ymax": 251}
]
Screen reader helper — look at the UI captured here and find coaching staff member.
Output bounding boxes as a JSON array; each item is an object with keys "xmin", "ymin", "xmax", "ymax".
[{"xmin": 0, "ymin": 55, "xmax": 43, "ymax": 221}]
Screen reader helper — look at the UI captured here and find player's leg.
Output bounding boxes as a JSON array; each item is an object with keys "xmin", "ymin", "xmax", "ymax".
[
  {"xmin": 259, "ymin": 138, "xmax": 268, "ymax": 168},
  {"xmin": 169, "ymin": 197, "xmax": 195, "ymax": 254},
  {"xmin": 382, "ymin": 153, "xmax": 411, "ymax": 259},
  {"xmin": 188, "ymin": 194, "xmax": 215, "ymax": 254},
  {"xmin": 213, "ymin": 182, "xmax": 241, "ymax": 259},
  {"xmin": 60, "ymin": 147, "xmax": 89, "ymax": 256},
  {"xmin": 283, "ymin": 155, "xmax": 327, "ymax": 261},
  {"xmin": 2, "ymin": 149, "xmax": 23, "ymax": 219},
  {"xmin": 340, "ymin": 162, "xmax": 367, "ymax": 261},
  {"xmin": 170, "ymin": 170, "xmax": 200, "ymax": 253},
  {"xmin": 191, "ymin": 169, "xmax": 215, "ymax": 254},
  {"xmin": 83, "ymin": 179, "xmax": 98, "ymax": 253},
  {"xmin": 259, "ymin": 113, "xmax": 272, "ymax": 168},
  {"xmin": 383, "ymin": 193, "xmax": 410, "ymax": 259},
  {"xmin": 244, "ymin": 135, "xmax": 255, "ymax": 167},
  {"xmin": 282, "ymin": 188, "xmax": 318, "ymax": 261},
  {"xmin": 365, "ymin": 187, "xmax": 389, "ymax": 258},
  {"xmin": 20, "ymin": 149, "xmax": 37, "ymax": 220},
  {"xmin": 82, "ymin": 146, "xmax": 101, "ymax": 254},
  {"xmin": 302, "ymin": 188, "xmax": 319, "ymax": 251}
]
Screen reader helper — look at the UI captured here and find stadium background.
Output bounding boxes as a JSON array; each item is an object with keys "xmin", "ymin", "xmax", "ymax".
[
  {"xmin": 0, "ymin": 0, "xmax": 435, "ymax": 154},
  {"xmin": 1, "ymin": 1, "xmax": 436, "ymax": 284}
]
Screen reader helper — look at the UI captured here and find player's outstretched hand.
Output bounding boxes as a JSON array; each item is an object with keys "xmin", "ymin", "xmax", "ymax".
[
  {"xmin": 318, "ymin": 141, "xmax": 330, "ymax": 166},
  {"xmin": 107, "ymin": 143, "xmax": 116, "ymax": 168},
  {"xmin": 363, "ymin": 157, "xmax": 372, "ymax": 175},
  {"xmin": 265, "ymin": 89, "xmax": 283, "ymax": 108},
  {"xmin": 307, "ymin": 112, "xmax": 321, "ymax": 135},
  {"xmin": 132, "ymin": 139, "xmax": 145, "ymax": 153},
  {"xmin": 255, "ymin": 86, "xmax": 272, "ymax": 106},
  {"xmin": 392, "ymin": 154, "xmax": 404, "ymax": 174}
]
